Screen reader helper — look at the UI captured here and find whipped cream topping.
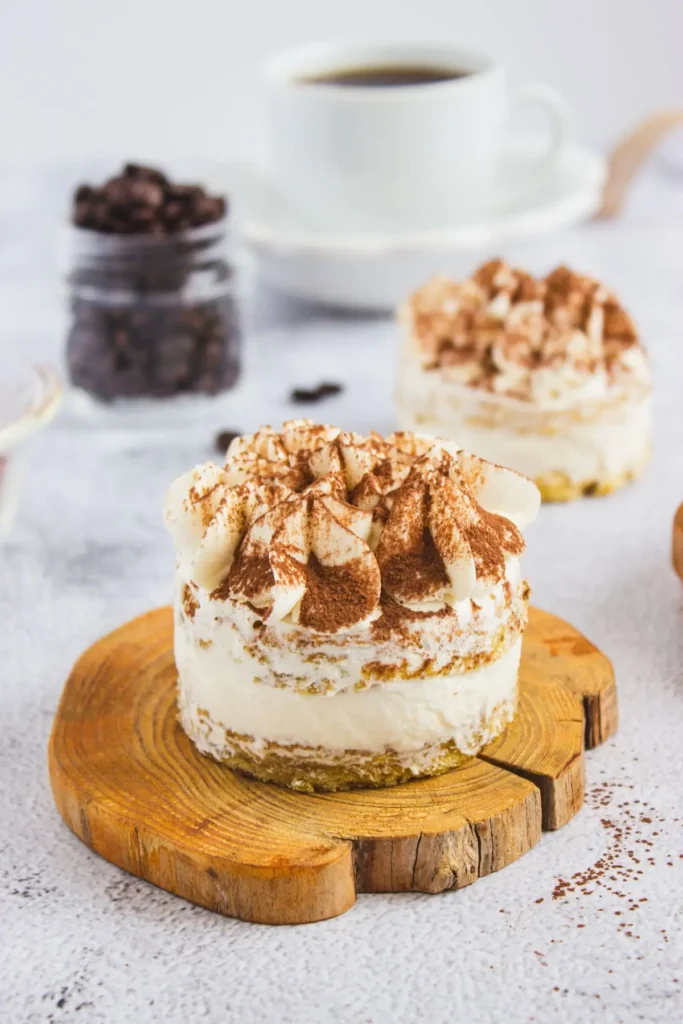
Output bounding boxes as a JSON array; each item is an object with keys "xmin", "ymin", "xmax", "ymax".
[
  {"xmin": 401, "ymin": 260, "xmax": 650, "ymax": 408},
  {"xmin": 165, "ymin": 420, "xmax": 540, "ymax": 636}
]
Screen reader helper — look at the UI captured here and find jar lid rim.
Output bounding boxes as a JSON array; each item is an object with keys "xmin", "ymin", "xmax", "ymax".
[{"xmin": 67, "ymin": 215, "xmax": 230, "ymax": 251}]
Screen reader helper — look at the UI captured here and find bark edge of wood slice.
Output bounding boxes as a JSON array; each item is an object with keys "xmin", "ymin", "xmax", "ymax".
[
  {"xmin": 48, "ymin": 605, "xmax": 616, "ymax": 925},
  {"xmin": 674, "ymin": 503, "xmax": 683, "ymax": 582}
]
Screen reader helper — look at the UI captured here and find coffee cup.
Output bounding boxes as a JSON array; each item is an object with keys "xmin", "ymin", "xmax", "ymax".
[{"xmin": 264, "ymin": 42, "xmax": 571, "ymax": 232}]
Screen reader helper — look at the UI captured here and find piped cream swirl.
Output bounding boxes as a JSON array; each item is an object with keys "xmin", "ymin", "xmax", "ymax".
[
  {"xmin": 164, "ymin": 420, "xmax": 540, "ymax": 634},
  {"xmin": 400, "ymin": 259, "xmax": 650, "ymax": 410}
]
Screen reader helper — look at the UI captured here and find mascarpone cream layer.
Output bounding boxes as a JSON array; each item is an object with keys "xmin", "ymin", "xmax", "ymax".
[
  {"xmin": 396, "ymin": 359, "xmax": 652, "ymax": 485},
  {"xmin": 175, "ymin": 552, "xmax": 526, "ymax": 694},
  {"xmin": 176, "ymin": 615, "xmax": 521, "ymax": 758}
]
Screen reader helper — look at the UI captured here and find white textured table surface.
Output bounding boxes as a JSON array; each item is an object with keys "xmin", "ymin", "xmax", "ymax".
[{"xmin": 1, "ymin": 166, "xmax": 683, "ymax": 1024}]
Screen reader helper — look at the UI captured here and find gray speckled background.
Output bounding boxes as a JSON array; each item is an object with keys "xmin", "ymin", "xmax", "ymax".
[{"xmin": 1, "ymin": 169, "xmax": 683, "ymax": 1023}]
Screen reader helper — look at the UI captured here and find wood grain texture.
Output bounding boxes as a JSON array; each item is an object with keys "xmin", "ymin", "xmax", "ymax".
[
  {"xmin": 522, "ymin": 607, "xmax": 617, "ymax": 749},
  {"xmin": 597, "ymin": 110, "xmax": 683, "ymax": 219},
  {"xmin": 49, "ymin": 605, "xmax": 615, "ymax": 925},
  {"xmin": 674, "ymin": 503, "xmax": 683, "ymax": 582},
  {"xmin": 480, "ymin": 674, "xmax": 584, "ymax": 830}
]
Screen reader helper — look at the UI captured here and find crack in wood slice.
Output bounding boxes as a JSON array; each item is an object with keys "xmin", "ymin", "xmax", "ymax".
[
  {"xmin": 48, "ymin": 605, "xmax": 615, "ymax": 925},
  {"xmin": 479, "ymin": 674, "xmax": 584, "ymax": 830}
]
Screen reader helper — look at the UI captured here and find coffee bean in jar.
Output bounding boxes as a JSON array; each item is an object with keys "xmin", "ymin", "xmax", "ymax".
[{"xmin": 66, "ymin": 163, "xmax": 240, "ymax": 411}]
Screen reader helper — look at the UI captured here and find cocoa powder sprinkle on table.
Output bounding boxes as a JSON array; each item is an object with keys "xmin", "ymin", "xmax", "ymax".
[{"xmin": 545, "ymin": 774, "xmax": 681, "ymax": 949}]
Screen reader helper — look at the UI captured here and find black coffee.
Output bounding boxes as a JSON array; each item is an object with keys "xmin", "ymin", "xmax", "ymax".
[{"xmin": 299, "ymin": 64, "xmax": 471, "ymax": 88}]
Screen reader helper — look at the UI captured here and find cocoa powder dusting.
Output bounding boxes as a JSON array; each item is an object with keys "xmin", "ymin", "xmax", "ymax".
[
  {"xmin": 371, "ymin": 592, "xmax": 451, "ymax": 642},
  {"xmin": 375, "ymin": 474, "xmax": 451, "ymax": 602},
  {"xmin": 186, "ymin": 420, "xmax": 535, "ymax": 634},
  {"xmin": 379, "ymin": 527, "xmax": 449, "ymax": 602},
  {"xmin": 188, "ymin": 481, "xmax": 224, "ymax": 530},
  {"xmin": 279, "ymin": 455, "xmax": 316, "ymax": 493},
  {"xmin": 181, "ymin": 583, "xmax": 199, "ymax": 619},
  {"xmin": 463, "ymin": 507, "xmax": 524, "ymax": 582},
  {"xmin": 215, "ymin": 548, "xmax": 274, "ymax": 602},
  {"xmin": 409, "ymin": 260, "xmax": 644, "ymax": 398},
  {"xmin": 298, "ymin": 554, "xmax": 380, "ymax": 632}
]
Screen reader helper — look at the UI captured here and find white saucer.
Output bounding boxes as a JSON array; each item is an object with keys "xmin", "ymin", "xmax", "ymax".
[{"xmin": 227, "ymin": 142, "xmax": 606, "ymax": 312}]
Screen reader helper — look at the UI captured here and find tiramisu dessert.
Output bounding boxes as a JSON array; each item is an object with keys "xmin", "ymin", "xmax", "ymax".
[
  {"xmin": 164, "ymin": 420, "xmax": 540, "ymax": 792},
  {"xmin": 396, "ymin": 260, "xmax": 652, "ymax": 501}
]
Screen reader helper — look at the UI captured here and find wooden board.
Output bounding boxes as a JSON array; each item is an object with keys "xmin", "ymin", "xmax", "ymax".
[
  {"xmin": 522, "ymin": 607, "xmax": 617, "ymax": 749},
  {"xmin": 597, "ymin": 110, "xmax": 683, "ymax": 219},
  {"xmin": 674, "ymin": 503, "xmax": 683, "ymax": 582},
  {"xmin": 48, "ymin": 606, "xmax": 616, "ymax": 925}
]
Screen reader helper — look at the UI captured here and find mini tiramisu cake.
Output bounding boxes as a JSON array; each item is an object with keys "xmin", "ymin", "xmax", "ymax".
[
  {"xmin": 396, "ymin": 260, "xmax": 652, "ymax": 501},
  {"xmin": 164, "ymin": 420, "xmax": 540, "ymax": 792}
]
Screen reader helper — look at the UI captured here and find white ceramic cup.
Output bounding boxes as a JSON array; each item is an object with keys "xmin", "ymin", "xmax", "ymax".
[{"xmin": 264, "ymin": 42, "xmax": 571, "ymax": 232}]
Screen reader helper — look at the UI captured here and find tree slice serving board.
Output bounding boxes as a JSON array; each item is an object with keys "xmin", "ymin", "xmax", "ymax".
[
  {"xmin": 48, "ymin": 606, "xmax": 616, "ymax": 925},
  {"xmin": 674, "ymin": 502, "xmax": 683, "ymax": 582}
]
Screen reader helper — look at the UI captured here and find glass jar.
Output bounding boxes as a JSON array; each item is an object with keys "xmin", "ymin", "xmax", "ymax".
[
  {"xmin": 65, "ymin": 217, "xmax": 240, "ymax": 423},
  {"xmin": 0, "ymin": 359, "xmax": 62, "ymax": 541}
]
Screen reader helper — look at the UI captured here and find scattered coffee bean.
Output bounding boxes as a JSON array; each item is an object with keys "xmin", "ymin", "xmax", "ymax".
[
  {"xmin": 215, "ymin": 429, "xmax": 241, "ymax": 453},
  {"xmin": 317, "ymin": 382, "xmax": 343, "ymax": 397},
  {"xmin": 66, "ymin": 163, "xmax": 240, "ymax": 403},
  {"xmin": 290, "ymin": 381, "xmax": 344, "ymax": 403},
  {"xmin": 291, "ymin": 387, "xmax": 320, "ymax": 403}
]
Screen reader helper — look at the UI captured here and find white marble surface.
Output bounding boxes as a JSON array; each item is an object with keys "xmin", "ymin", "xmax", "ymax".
[{"xmin": 1, "ymin": 165, "xmax": 683, "ymax": 1023}]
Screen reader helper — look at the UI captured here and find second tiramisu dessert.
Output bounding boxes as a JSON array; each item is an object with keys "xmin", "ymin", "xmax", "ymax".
[
  {"xmin": 165, "ymin": 420, "xmax": 540, "ymax": 791},
  {"xmin": 396, "ymin": 260, "xmax": 652, "ymax": 501}
]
